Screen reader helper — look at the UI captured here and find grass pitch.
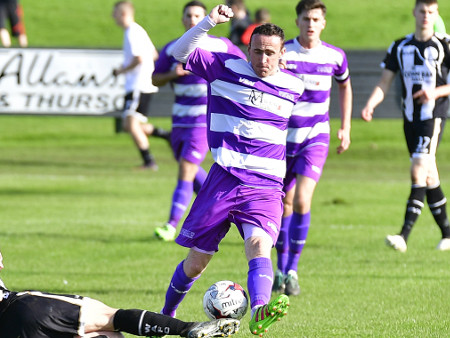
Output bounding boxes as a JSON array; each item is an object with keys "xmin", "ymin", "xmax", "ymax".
[
  {"xmin": 3, "ymin": 0, "xmax": 450, "ymax": 336},
  {"xmin": 0, "ymin": 116, "xmax": 449, "ymax": 337},
  {"xmin": 20, "ymin": 0, "xmax": 450, "ymax": 50}
]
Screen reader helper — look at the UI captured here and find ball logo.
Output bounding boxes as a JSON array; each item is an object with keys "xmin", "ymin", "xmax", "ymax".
[{"xmin": 221, "ymin": 297, "xmax": 242, "ymax": 309}]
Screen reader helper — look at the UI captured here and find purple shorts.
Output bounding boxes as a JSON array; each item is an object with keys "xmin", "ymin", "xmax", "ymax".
[
  {"xmin": 284, "ymin": 144, "xmax": 329, "ymax": 192},
  {"xmin": 170, "ymin": 126, "xmax": 209, "ymax": 165},
  {"xmin": 176, "ymin": 164, "xmax": 284, "ymax": 252}
]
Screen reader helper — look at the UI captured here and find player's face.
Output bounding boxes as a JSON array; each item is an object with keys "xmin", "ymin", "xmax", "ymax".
[
  {"xmin": 183, "ymin": 6, "xmax": 206, "ymax": 31},
  {"xmin": 296, "ymin": 8, "xmax": 326, "ymax": 45},
  {"xmin": 112, "ymin": 7, "xmax": 125, "ymax": 27},
  {"xmin": 413, "ymin": 3, "xmax": 438, "ymax": 31},
  {"xmin": 248, "ymin": 34, "xmax": 285, "ymax": 78}
]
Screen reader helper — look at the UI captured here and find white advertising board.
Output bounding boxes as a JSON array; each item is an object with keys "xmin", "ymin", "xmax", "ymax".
[{"xmin": 0, "ymin": 48, "xmax": 125, "ymax": 116}]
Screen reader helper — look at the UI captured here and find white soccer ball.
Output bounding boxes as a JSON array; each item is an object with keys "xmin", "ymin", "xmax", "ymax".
[{"xmin": 203, "ymin": 280, "xmax": 248, "ymax": 320}]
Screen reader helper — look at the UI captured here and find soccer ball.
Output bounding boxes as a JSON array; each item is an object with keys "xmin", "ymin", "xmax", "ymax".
[{"xmin": 203, "ymin": 280, "xmax": 248, "ymax": 320}]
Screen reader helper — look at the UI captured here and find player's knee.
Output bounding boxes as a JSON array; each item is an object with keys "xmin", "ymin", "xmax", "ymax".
[
  {"xmin": 293, "ymin": 199, "xmax": 311, "ymax": 214},
  {"xmin": 184, "ymin": 255, "xmax": 210, "ymax": 277},
  {"xmin": 283, "ymin": 202, "xmax": 292, "ymax": 216},
  {"xmin": 426, "ymin": 176, "xmax": 439, "ymax": 187}
]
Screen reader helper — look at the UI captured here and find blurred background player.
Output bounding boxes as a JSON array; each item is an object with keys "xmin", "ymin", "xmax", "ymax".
[
  {"xmin": 361, "ymin": 0, "xmax": 450, "ymax": 252},
  {"xmin": 0, "ymin": 0, "xmax": 27, "ymax": 47},
  {"xmin": 152, "ymin": 1, "xmax": 245, "ymax": 241},
  {"xmin": 112, "ymin": 1, "xmax": 170, "ymax": 170},
  {"xmin": 240, "ymin": 8, "xmax": 271, "ymax": 46},
  {"xmin": 226, "ymin": 0, "xmax": 251, "ymax": 47},
  {"xmin": 0, "ymin": 251, "xmax": 240, "ymax": 338},
  {"xmin": 157, "ymin": 4, "xmax": 304, "ymax": 336},
  {"xmin": 272, "ymin": 0, "xmax": 352, "ymax": 296}
]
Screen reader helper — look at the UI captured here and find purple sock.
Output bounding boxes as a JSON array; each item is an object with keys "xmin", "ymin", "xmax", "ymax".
[
  {"xmin": 247, "ymin": 257, "xmax": 273, "ymax": 309},
  {"xmin": 193, "ymin": 167, "xmax": 207, "ymax": 194},
  {"xmin": 168, "ymin": 180, "xmax": 193, "ymax": 227},
  {"xmin": 275, "ymin": 214, "xmax": 291, "ymax": 272},
  {"xmin": 162, "ymin": 260, "xmax": 199, "ymax": 317},
  {"xmin": 285, "ymin": 212, "xmax": 310, "ymax": 274}
]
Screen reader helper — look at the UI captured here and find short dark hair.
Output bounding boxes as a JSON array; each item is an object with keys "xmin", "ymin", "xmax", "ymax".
[
  {"xmin": 114, "ymin": 0, "xmax": 134, "ymax": 13},
  {"xmin": 183, "ymin": 1, "xmax": 207, "ymax": 15},
  {"xmin": 415, "ymin": 0, "xmax": 438, "ymax": 5},
  {"xmin": 255, "ymin": 8, "xmax": 271, "ymax": 23},
  {"xmin": 295, "ymin": 0, "xmax": 327, "ymax": 17},
  {"xmin": 250, "ymin": 23, "xmax": 285, "ymax": 48},
  {"xmin": 227, "ymin": 0, "xmax": 246, "ymax": 9}
]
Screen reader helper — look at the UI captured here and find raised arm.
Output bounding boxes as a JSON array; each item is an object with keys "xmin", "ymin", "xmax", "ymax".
[
  {"xmin": 361, "ymin": 68, "xmax": 396, "ymax": 122},
  {"xmin": 172, "ymin": 4, "xmax": 234, "ymax": 63}
]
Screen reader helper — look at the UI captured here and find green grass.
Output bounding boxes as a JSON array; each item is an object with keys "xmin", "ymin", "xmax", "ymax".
[
  {"xmin": 3, "ymin": 0, "xmax": 450, "ymax": 336},
  {"xmin": 1, "ymin": 116, "xmax": 450, "ymax": 337},
  {"xmin": 19, "ymin": 0, "xmax": 450, "ymax": 50}
]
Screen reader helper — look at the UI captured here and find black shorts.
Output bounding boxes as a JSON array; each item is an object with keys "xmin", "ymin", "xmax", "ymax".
[
  {"xmin": 403, "ymin": 118, "xmax": 446, "ymax": 158},
  {"xmin": 0, "ymin": 1, "xmax": 26, "ymax": 36},
  {"xmin": 0, "ymin": 291, "xmax": 85, "ymax": 338},
  {"xmin": 123, "ymin": 91, "xmax": 153, "ymax": 117}
]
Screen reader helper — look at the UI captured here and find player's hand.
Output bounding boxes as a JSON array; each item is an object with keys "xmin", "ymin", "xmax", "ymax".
[
  {"xmin": 361, "ymin": 106, "xmax": 374, "ymax": 122},
  {"xmin": 174, "ymin": 63, "xmax": 191, "ymax": 77},
  {"xmin": 337, "ymin": 128, "xmax": 350, "ymax": 154},
  {"xmin": 209, "ymin": 4, "xmax": 234, "ymax": 25},
  {"xmin": 413, "ymin": 89, "xmax": 434, "ymax": 104}
]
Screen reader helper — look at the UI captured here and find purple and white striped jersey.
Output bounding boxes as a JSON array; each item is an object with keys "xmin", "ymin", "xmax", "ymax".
[
  {"xmin": 185, "ymin": 48, "xmax": 304, "ymax": 189},
  {"xmin": 283, "ymin": 38, "xmax": 350, "ymax": 156},
  {"xmin": 154, "ymin": 36, "xmax": 246, "ymax": 128}
]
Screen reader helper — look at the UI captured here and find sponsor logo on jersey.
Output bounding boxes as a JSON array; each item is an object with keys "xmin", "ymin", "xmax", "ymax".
[
  {"xmin": 404, "ymin": 70, "xmax": 433, "ymax": 79},
  {"xmin": 239, "ymin": 77, "xmax": 256, "ymax": 86},
  {"xmin": 278, "ymin": 91, "xmax": 295, "ymax": 101},
  {"xmin": 249, "ymin": 90, "xmax": 284, "ymax": 112},
  {"xmin": 297, "ymin": 74, "xmax": 320, "ymax": 87}
]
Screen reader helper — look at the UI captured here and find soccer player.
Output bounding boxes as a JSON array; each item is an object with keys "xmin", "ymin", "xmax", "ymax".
[
  {"xmin": 361, "ymin": 0, "xmax": 450, "ymax": 252},
  {"xmin": 226, "ymin": 0, "xmax": 251, "ymax": 46},
  {"xmin": 152, "ymin": 1, "xmax": 246, "ymax": 242},
  {"xmin": 112, "ymin": 1, "xmax": 170, "ymax": 170},
  {"xmin": 157, "ymin": 4, "xmax": 305, "ymax": 336},
  {"xmin": 240, "ymin": 8, "xmax": 271, "ymax": 46},
  {"xmin": 0, "ymin": 0, "xmax": 27, "ymax": 47},
  {"xmin": 0, "ymin": 251, "xmax": 240, "ymax": 338},
  {"xmin": 272, "ymin": 0, "xmax": 352, "ymax": 296}
]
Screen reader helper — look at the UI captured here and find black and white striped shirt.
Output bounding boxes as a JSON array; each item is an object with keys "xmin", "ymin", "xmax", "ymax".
[{"xmin": 382, "ymin": 33, "xmax": 450, "ymax": 122}]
